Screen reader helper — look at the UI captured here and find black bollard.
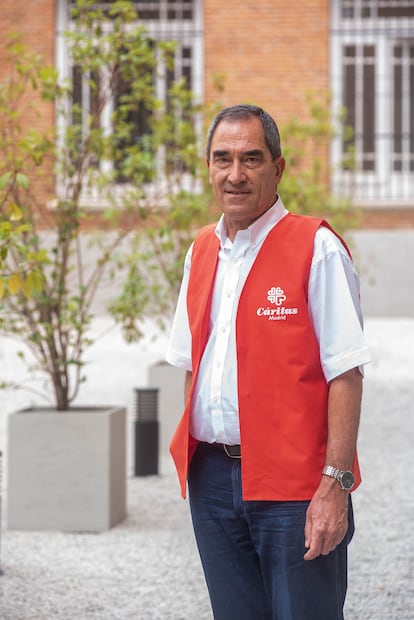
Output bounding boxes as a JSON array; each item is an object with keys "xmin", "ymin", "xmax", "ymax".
[{"xmin": 134, "ymin": 388, "xmax": 159, "ymax": 476}]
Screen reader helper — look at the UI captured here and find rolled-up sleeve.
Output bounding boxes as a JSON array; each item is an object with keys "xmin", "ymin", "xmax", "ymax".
[{"xmin": 309, "ymin": 227, "xmax": 371, "ymax": 382}]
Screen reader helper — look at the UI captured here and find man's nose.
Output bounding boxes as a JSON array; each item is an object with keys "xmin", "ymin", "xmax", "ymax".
[{"xmin": 227, "ymin": 160, "xmax": 246, "ymax": 185}]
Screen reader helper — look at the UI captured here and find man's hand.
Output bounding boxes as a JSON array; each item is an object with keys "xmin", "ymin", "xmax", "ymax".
[
  {"xmin": 303, "ymin": 367, "xmax": 362, "ymax": 561},
  {"xmin": 304, "ymin": 476, "xmax": 349, "ymax": 561}
]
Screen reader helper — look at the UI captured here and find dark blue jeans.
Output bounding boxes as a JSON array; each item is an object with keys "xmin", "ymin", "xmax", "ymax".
[{"xmin": 188, "ymin": 444, "xmax": 354, "ymax": 620}]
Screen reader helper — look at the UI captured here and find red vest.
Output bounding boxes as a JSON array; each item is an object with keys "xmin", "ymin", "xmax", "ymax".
[{"xmin": 170, "ymin": 213, "xmax": 361, "ymax": 499}]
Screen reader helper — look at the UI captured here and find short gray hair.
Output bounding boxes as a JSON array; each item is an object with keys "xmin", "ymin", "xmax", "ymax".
[{"xmin": 206, "ymin": 104, "xmax": 282, "ymax": 161}]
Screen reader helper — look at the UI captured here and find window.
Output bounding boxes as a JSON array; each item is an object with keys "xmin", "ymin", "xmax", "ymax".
[
  {"xmin": 341, "ymin": 0, "xmax": 414, "ymax": 19},
  {"xmin": 392, "ymin": 41, "xmax": 414, "ymax": 172},
  {"xmin": 56, "ymin": 0, "xmax": 203, "ymax": 197},
  {"xmin": 342, "ymin": 44, "xmax": 376, "ymax": 172},
  {"xmin": 331, "ymin": 0, "xmax": 414, "ymax": 205},
  {"xmin": 91, "ymin": 0, "xmax": 194, "ymax": 21}
]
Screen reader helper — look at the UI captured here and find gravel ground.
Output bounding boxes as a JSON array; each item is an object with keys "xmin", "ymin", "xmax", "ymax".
[{"xmin": 0, "ymin": 317, "xmax": 413, "ymax": 619}]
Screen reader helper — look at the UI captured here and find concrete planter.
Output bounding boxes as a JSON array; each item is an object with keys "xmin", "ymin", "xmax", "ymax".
[
  {"xmin": 7, "ymin": 406, "xmax": 127, "ymax": 532},
  {"xmin": 148, "ymin": 362, "xmax": 185, "ymax": 459}
]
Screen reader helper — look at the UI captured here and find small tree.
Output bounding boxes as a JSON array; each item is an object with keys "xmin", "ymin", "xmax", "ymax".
[
  {"xmin": 278, "ymin": 97, "xmax": 359, "ymax": 233},
  {"xmin": 0, "ymin": 0, "xmax": 214, "ymax": 409}
]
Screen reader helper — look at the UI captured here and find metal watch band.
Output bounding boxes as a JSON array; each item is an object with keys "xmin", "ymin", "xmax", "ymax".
[{"xmin": 322, "ymin": 465, "xmax": 340, "ymax": 479}]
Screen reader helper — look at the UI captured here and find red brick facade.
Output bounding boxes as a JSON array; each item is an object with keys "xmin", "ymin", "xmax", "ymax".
[
  {"xmin": 2, "ymin": 0, "xmax": 55, "ymax": 60},
  {"xmin": 1, "ymin": 0, "xmax": 56, "ymax": 220},
  {"xmin": 1, "ymin": 0, "xmax": 55, "ymax": 127},
  {"xmin": 1, "ymin": 1, "xmax": 413, "ymax": 229},
  {"xmin": 204, "ymin": 0, "xmax": 330, "ymax": 127},
  {"xmin": 1, "ymin": 0, "xmax": 330, "ymax": 125}
]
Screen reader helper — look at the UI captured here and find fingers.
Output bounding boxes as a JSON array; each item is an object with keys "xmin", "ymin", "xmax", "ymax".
[
  {"xmin": 303, "ymin": 489, "xmax": 349, "ymax": 561},
  {"xmin": 303, "ymin": 507, "xmax": 347, "ymax": 561},
  {"xmin": 303, "ymin": 514, "xmax": 314, "ymax": 560},
  {"xmin": 304, "ymin": 535, "xmax": 338, "ymax": 561},
  {"xmin": 304, "ymin": 525, "xmax": 346, "ymax": 561},
  {"xmin": 304, "ymin": 543, "xmax": 320, "ymax": 561}
]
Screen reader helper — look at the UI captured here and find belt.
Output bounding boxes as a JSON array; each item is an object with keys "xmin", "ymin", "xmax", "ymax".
[{"xmin": 199, "ymin": 442, "xmax": 241, "ymax": 459}]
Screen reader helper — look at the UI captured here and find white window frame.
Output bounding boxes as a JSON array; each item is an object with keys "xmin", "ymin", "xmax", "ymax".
[
  {"xmin": 55, "ymin": 0, "xmax": 204, "ymax": 208},
  {"xmin": 330, "ymin": 0, "xmax": 414, "ymax": 207}
]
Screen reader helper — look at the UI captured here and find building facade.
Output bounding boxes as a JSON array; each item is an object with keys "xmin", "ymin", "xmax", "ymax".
[{"xmin": 1, "ymin": 0, "xmax": 414, "ymax": 229}]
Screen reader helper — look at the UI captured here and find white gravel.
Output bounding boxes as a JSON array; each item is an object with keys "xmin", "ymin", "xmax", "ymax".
[{"xmin": 0, "ymin": 317, "xmax": 413, "ymax": 619}]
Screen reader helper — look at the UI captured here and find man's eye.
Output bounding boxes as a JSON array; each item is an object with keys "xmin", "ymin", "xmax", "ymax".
[{"xmin": 246, "ymin": 156, "xmax": 260, "ymax": 164}]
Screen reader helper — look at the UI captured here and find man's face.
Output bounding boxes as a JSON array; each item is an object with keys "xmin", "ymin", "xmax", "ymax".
[{"xmin": 207, "ymin": 116, "xmax": 285, "ymax": 240}]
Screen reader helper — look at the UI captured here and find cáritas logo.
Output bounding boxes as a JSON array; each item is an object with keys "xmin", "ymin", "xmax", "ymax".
[
  {"xmin": 256, "ymin": 286, "xmax": 298, "ymax": 320},
  {"xmin": 266, "ymin": 286, "xmax": 286, "ymax": 305}
]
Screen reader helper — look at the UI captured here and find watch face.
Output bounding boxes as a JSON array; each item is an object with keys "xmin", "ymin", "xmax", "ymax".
[{"xmin": 341, "ymin": 471, "xmax": 355, "ymax": 490}]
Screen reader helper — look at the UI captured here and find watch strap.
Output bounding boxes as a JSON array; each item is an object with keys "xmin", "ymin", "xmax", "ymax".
[{"xmin": 322, "ymin": 465, "xmax": 340, "ymax": 479}]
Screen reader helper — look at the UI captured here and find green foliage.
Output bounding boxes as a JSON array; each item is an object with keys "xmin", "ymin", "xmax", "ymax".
[
  {"xmin": 0, "ymin": 171, "xmax": 45, "ymax": 300},
  {"xmin": 0, "ymin": 1, "xmax": 215, "ymax": 410},
  {"xmin": 279, "ymin": 97, "xmax": 359, "ymax": 234},
  {"xmin": 110, "ymin": 185, "xmax": 218, "ymax": 341}
]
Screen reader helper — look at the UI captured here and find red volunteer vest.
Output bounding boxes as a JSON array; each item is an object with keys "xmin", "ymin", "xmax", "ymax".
[{"xmin": 170, "ymin": 213, "xmax": 361, "ymax": 499}]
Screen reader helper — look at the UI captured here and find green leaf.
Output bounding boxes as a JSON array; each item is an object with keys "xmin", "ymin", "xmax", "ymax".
[
  {"xmin": 8, "ymin": 273, "xmax": 20, "ymax": 295},
  {"xmin": 28, "ymin": 270, "xmax": 43, "ymax": 293},
  {"xmin": 0, "ymin": 172, "xmax": 12, "ymax": 190},
  {"xmin": 8, "ymin": 203, "xmax": 23, "ymax": 222},
  {"xmin": 19, "ymin": 275, "xmax": 31, "ymax": 299},
  {"xmin": 16, "ymin": 173, "xmax": 30, "ymax": 189}
]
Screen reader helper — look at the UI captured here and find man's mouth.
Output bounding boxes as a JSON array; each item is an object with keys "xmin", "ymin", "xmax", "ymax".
[{"xmin": 225, "ymin": 190, "xmax": 250, "ymax": 195}]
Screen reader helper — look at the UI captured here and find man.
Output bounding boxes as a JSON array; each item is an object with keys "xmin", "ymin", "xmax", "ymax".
[{"xmin": 166, "ymin": 104, "xmax": 370, "ymax": 619}]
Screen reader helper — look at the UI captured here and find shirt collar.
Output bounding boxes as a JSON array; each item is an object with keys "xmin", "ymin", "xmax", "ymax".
[{"xmin": 215, "ymin": 196, "xmax": 288, "ymax": 249}]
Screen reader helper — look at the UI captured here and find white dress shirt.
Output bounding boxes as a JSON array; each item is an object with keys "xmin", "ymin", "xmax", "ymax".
[{"xmin": 166, "ymin": 198, "xmax": 371, "ymax": 445}]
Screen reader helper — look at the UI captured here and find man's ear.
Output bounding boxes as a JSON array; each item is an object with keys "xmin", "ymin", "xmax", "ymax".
[
  {"xmin": 207, "ymin": 159, "xmax": 213, "ymax": 185},
  {"xmin": 275, "ymin": 157, "xmax": 286, "ymax": 182}
]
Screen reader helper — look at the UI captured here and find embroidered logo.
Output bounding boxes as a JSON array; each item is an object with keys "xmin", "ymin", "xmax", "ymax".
[{"xmin": 256, "ymin": 285, "xmax": 299, "ymax": 321}]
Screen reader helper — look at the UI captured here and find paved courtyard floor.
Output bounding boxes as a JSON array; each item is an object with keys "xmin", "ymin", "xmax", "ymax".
[{"xmin": 0, "ymin": 317, "xmax": 413, "ymax": 619}]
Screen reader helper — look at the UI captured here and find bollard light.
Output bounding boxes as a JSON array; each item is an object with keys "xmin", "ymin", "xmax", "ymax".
[{"xmin": 134, "ymin": 388, "xmax": 159, "ymax": 476}]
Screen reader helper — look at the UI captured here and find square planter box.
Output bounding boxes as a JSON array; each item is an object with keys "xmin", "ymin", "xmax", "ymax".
[{"xmin": 7, "ymin": 406, "xmax": 127, "ymax": 532}]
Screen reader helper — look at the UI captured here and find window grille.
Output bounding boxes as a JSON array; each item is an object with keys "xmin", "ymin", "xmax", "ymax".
[
  {"xmin": 341, "ymin": 0, "xmax": 414, "ymax": 19},
  {"xmin": 57, "ymin": 0, "xmax": 202, "ymax": 192},
  {"xmin": 331, "ymin": 0, "xmax": 414, "ymax": 205},
  {"xmin": 81, "ymin": 1, "xmax": 194, "ymax": 21}
]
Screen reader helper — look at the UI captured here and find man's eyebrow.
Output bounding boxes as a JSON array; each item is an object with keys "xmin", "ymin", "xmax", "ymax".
[
  {"xmin": 211, "ymin": 149, "xmax": 264, "ymax": 157},
  {"xmin": 244, "ymin": 149, "xmax": 264, "ymax": 157},
  {"xmin": 212, "ymin": 149, "xmax": 230, "ymax": 158}
]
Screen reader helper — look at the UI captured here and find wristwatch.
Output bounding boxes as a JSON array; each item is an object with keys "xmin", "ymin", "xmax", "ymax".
[{"xmin": 322, "ymin": 465, "xmax": 355, "ymax": 490}]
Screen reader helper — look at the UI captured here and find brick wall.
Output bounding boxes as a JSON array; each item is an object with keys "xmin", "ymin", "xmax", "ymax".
[
  {"xmin": 2, "ymin": 0, "xmax": 55, "ymax": 62},
  {"xmin": 1, "ymin": 0, "xmax": 56, "ymax": 222},
  {"xmin": 204, "ymin": 0, "xmax": 329, "ymax": 126}
]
